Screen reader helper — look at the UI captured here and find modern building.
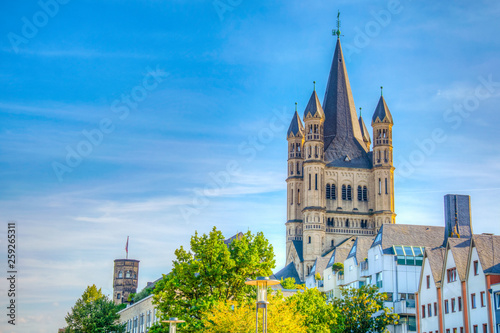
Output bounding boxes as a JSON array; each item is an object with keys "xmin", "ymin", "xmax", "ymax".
[
  {"xmin": 118, "ymin": 294, "xmax": 160, "ymax": 333},
  {"xmin": 284, "ymin": 25, "xmax": 396, "ymax": 283}
]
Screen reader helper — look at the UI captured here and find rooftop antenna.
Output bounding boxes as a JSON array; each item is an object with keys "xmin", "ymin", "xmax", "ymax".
[{"xmin": 332, "ymin": 11, "xmax": 343, "ymax": 39}]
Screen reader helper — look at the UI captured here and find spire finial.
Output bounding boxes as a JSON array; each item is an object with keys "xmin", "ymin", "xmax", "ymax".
[
  {"xmin": 359, "ymin": 107, "xmax": 362, "ymax": 117},
  {"xmin": 295, "ymin": 102, "xmax": 297, "ymax": 112},
  {"xmin": 380, "ymin": 86, "xmax": 383, "ymax": 96},
  {"xmin": 313, "ymin": 81, "xmax": 316, "ymax": 91},
  {"xmin": 332, "ymin": 10, "xmax": 343, "ymax": 39}
]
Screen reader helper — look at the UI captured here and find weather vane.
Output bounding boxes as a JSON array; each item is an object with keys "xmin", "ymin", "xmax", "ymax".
[{"xmin": 332, "ymin": 10, "xmax": 343, "ymax": 38}]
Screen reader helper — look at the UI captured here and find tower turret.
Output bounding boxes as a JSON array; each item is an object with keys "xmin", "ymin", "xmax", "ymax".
[
  {"xmin": 286, "ymin": 106, "xmax": 305, "ymax": 266},
  {"xmin": 358, "ymin": 110, "xmax": 371, "ymax": 151},
  {"xmin": 371, "ymin": 91, "xmax": 395, "ymax": 226}
]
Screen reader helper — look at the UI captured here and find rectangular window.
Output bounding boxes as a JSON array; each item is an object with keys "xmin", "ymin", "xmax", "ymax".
[
  {"xmin": 434, "ymin": 302, "xmax": 438, "ymax": 316},
  {"xmin": 422, "ymin": 305, "xmax": 426, "ymax": 318},
  {"xmin": 447, "ymin": 268, "xmax": 457, "ymax": 283},
  {"xmin": 447, "ymin": 329, "xmax": 450, "ymax": 333},
  {"xmin": 461, "ymin": 328, "xmax": 464, "ymax": 333},
  {"xmin": 385, "ymin": 178, "xmax": 388, "ymax": 194},
  {"xmin": 471, "ymin": 293, "xmax": 477, "ymax": 309},
  {"xmin": 496, "ymin": 292, "xmax": 500, "ymax": 310},
  {"xmin": 445, "ymin": 299, "xmax": 449, "ymax": 313},
  {"xmin": 474, "ymin": 260, "xmax": 479, "ymax": 275},
  {"xmin": 308, "ymin": 174, "xmax": 311, "ymax": 190},
  {"xmin": 483, "ymin": 324, "xmax": 488, "ymax": 333},
  {"xmin": 481, "ymin": 291, "xmax": 485, "ymax": 307},
  {"xmin": 426, "ymin": 275, "xmax": 431, "ymax": 289},
  {"xmin": 315, "ymin": 174, "xmax": 318, "ymax": 190},
  {"xmin": 378, "ymin": 178, "xmax": 382, "ymax": 194},
  {"xmin": 454, "ymin": 328, "xmax": 458, "ymax": 333},
  {"xmin": 458, "ymin": 296, "xmax": 462, "ymax": 311},
  {"xmin": 428, "ymin": 303, "xmax": 432, "ymax": 317},
  {"xmin": 473, "ymin": 325, "xmax": 478, "ymax": 333},
  {"xmin": 452, "ymin": 298, "xmax": 456, "ymax": 312}
]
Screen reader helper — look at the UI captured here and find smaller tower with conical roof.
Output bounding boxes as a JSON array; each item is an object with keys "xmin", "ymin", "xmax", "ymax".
[
  {"xmin": 358, "ymin": 109, "xmax": 371, "ymax": 151},
  {"xmin": 286, "ymin": 105, "xmax": 305, "ymax": 265},
  {"xmin": 371, "ymin": 89, "xmax": 395, "ymax": 226}
]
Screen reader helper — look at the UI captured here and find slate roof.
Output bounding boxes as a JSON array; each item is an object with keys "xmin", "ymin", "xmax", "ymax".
[
  {"xmin": 322, "ymin": 38, "xmax": 370, "ymax": 167},
  {"xmin": 292, "ymin": 240, "xmax": 304, "ymax": 262},
  {"xmin": 359, "ymin": 116, "xmax": 371, "ymax": 144},
  {"xmin": 287, "ymin": 111, "xmax": 304, "ymax": 137},
  {"xmin": 310, "ymin": 252, "xmax": 334, "ymax": 279},
  {"xmin": 371, "ymin": 95, "xmax": 393, "ymax": 124},
  {"xmin": 425, "ymin": 247, "xmax": 446, "ymax": 286},
  {"xmin": 447, "ymin": 238, "xmax": 471, "ymax": 281},
  {"xmin": 271, "ymin": 262, "xmax": 302, "ymax": 284},
  {"xmin": 224, "ymin": 232, "xmax": 244, "ymax": 246},
  {"xmin": 443, "ymin": 194, "xmax": 473, "ymax": 246},
  {"xmin": 472, "ymin": 234, "xmax": 500, "ymax": 275},
  {"xmin": 325, "ymin": 237, "xmax": 356, "ymax": 269},
  {"xmin": 346, "ymin": 236, "xmax": 375, "ymax": 264},
  {"xmin": 304, "ymin": 90, "xmax": 325, "ymax": 119},
  {"xmin": 371, "ymin": 224, "xmax": 445, "ymax": 255}
]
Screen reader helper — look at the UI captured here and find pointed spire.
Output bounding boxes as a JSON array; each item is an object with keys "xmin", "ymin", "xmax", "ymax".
[
  {"xmin": 358, "ymin": 114, "xmax": 371, "ymax": 148},
  {"xmin": 322, "ymin": 38, "xmax": 366, "ymax": 151},
  {"xmin": 303, "ymin": 90, "xmax": 325, "ymax": 119},
  {"xmin": 287, "ymin": 109, "xmax": 305, "ymax": 138},
  {"xmin": 372, "ymin": 95, "xmax": 393, "ymax": 125}
]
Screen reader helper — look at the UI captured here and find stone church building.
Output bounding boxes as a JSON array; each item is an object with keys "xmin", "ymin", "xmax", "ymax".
[{"xmin": 281, "ymin": 35, "xmax": 396, "ymax": 282}]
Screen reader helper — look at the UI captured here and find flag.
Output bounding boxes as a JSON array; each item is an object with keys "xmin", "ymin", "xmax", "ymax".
[{"xmin": 125, "ymin": 236, "xmax": 129, "ymax": 256}]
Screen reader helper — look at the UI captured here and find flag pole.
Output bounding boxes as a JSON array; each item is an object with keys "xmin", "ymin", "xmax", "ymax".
[{"xmin": 126, "ymin": 236, "xmax": 129, "ymax": 259}]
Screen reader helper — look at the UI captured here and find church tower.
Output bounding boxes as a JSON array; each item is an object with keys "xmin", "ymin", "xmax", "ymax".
[
  {"xmin": 113, "ymin": 259, "xmax": 139, "ymax": 305},
  {"xmin": 284, "ymin": 17, "xmax": 396, "ymax": 282}
]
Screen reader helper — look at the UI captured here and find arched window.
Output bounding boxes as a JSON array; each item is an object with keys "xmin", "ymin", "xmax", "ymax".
[
  {"xmin": 342, "ymin": 185, "xmax": 347, "ymax": 200},
  {"xmin": 331, "ymin": 240, "xmax": 334, "ymax": 247},
  {"xmin": 326, "ymin": 184, "xmax": 331, "ymax": 199},
  {"xmin": 331, "ymin": 184, "xmax": 336, "ymax": 200},
  {"xmin": 345, "ymin": 219, "xmax": 350, "ymax": 228},
  {"xmin": 297, "ymin": 189, "xmax": 301, "ymax": 204},
  {"xmin": 296, "ymin": 162, "xmax": 300, "ymax": 175},
  {"xmin": 118, "ymin": 271, "xmax": 123, "ymax": 278},
  {"xmin": 357, "ymin": 186, "xmax": 362, "ymax": 201},
  {"xmin": 347, "ymin": 185, "xmax": 352, "ymax": 200},
  {"xmin": 315, "ymin": 174, "xmax": 318, "ymax": 190},
  {"xmin": 289, "ymin": 228, "xmax": 291, "ymax": 235},
  {"xmin": 308, "ymin": 236, "xmax": 311, "ymax": 244},
  {"xmin": 125, "ymin": 271, "xmax": 131, "ymax": 278},
  {"xmin": 308, "ymin": 174, "xmax": 311, "ymax": 190},
  {"xmin": 379, "ymin": 178, "xmax": 382, "ymax": 195},
  {"xmin": 290, "ymin": 189, "xmax": 293, "ymax": 205},
  {"xmin": 290, "ymin": 163, "xmax": 293, "ymax": 175},
  {"xmin": 363, "ymin": 186, "xmax": 368, "ymax": 201},
  {"xmin": 385, "ymin": 178, "xmax": 388, "ymax": 194}
]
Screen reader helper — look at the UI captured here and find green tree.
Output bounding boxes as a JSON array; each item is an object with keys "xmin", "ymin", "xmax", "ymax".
[
  {"xmin": 152, "ymin": 227, "xmax": 275, "ymax": 332},
  {"xmin": 279, "ymin": 277, "xmax": 297, "ymax": 290},
  {"xmin": 65, "ymin": 285, "xmax": 125, "ymax": 333},
  {"xmin": 288, "ymin": 287, "xmax": 344, "ymax": 333},
  {"xmin": 331, "ymin": 285, "xmax": 399, "ymax": 333}
]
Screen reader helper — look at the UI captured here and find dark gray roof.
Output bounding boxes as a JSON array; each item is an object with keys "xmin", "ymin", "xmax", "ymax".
[
  {"xmin": 292, "ymin": 240, "xmax": 303, "ymax": 262},
  {"xmin": 359, "ymin": 116, "xmax": 371, "ymax": 144},
  {"xmin": 443, "ymin": 194, "xmax": 472, "ymax": 246},
  {"xmin": 371, "ymin": 224, "xmax": 445, "ymax": 254},
  {"xmin": 346, "ymin": 236, "xmax": 374, "ymax": 264},
  {"xmin": 304, "ymin": 90, "xmax": 324, "ymax": 119},
  {"xmin": 310, "ymin": 253, "xmax": 334, "ymax": 279},
  {"xmin": 271, "ymin": 262, "xmax": 302, "ymax": 284},
  {"xmin": 371, "ymin": 95, "xmax": 393, "ymax": 124},
  {"xmin": 322, "ymin": 39, "xmax": 369, "ymax": 167},
  {"xmin": 425, "ymin": 247, "xmax": 446, "ymax": 286},
  {"xmin": 447, "ymin": 238, "xmax": 471, "ymax": 281},
  {"xmin": 224, "ymin": 232, "xmax": 244, "ymax": 246},
  {"xmin": 287, "ymin": 110, "xmax": 304, "ymax": 137},
  {"xmin": 325, "ymin": 237, "xmax": 356, "ymax": 269},
  {"xmin": 472, "ymin": 234, "xmax": 500, "ymax": 275}
]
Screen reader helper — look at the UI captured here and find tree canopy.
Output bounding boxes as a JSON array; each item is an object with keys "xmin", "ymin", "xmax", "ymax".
[
  {"xmin": 152, "ymin": 227, "xmax": 275, "ymax": 332},
  {"xmin": 65, "ymin": 285, "xmax": 125, "ymax": 333}
]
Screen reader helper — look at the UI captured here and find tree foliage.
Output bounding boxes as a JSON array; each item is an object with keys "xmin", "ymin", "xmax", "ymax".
[
  {"xmin": 279, "ymin": 277, "xmax": 297, "ymax": 290},
  {"xmin": 331, "ymin": 285, "xmax": 399, "ymax": 333},
  {"xmin": 201, "ymin": 293, "xmax": 305, "ymax": 333},
  {"xmin": 152, "ymin": 227, "xmax": 275, "ymax": 332},
  {"xmin": 65, "ymin": 285, "xmax": 125, "ymax": 333}
]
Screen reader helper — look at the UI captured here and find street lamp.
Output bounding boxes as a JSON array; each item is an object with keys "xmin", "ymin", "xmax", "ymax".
[
  {"xmin": 162, "ymin": 317, "xmax": 185, "ymax": 333},
  {"xmin": 245, "ymin": 276, "xmax": 280, "ymax": 333}
]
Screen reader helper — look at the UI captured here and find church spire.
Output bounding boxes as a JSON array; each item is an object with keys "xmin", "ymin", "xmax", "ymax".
[
  {"xmin": 287, "ymin": 108, "xmax": 305, "ymax": 138},
  {"xmin": 322, "ymin": 36, "xmax": 366, "ymax": 154}
]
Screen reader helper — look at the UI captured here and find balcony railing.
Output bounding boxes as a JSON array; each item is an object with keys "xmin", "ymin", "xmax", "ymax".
[{"xmin": 394, "ymin": 300, "xmax": 416, "ymax": 315}]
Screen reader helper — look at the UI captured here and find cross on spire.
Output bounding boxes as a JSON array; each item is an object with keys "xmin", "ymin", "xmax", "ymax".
[
  {"xmin": 295, "ymin": 102, "xmax": 298, "ymax": 112},
  {"xmin": 332, "ymin": 10, "xmax": 343, "ymax": 39},
  {"xmin": 313, "ymin": 81, "xmax": 316, "ymax": 91},
  {"xmin": 359, "ymin": 107, "xmax": 362, "ymax": 117},
  {"xmin": 380, "ymin": 86, "xmax": 384, "ymax": 96}
]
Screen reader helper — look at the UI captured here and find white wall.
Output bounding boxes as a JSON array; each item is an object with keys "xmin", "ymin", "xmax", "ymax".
[
  {"xmin": 442, "ymin": 250, "xmax": 465, "ymax": 332},
  {"xmin": 467, "ymin": 247, "xmax": 489, "ymax": 331},
  {"xmin": 419, "ymin": 258, "xmax": 440, "ymax": 333}
]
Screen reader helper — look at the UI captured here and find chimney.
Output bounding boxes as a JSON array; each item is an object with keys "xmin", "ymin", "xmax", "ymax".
[{"xmin": 443, "ymin": 194, "xmax": 472, "ymax": 246}]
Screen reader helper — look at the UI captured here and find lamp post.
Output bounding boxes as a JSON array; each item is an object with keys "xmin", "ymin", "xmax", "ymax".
[
  {"xmin": 245, "ymin": 276, "xmax": 280, "ymax": 333},
  {"xmin": 162, "ymin": 317, "xmax": 185, "ymax": 333}
]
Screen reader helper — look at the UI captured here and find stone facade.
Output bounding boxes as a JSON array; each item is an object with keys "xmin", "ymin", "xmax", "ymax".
[{"xmin": 113, "ymin": 259, "xmax": 140, "ymax": 305}]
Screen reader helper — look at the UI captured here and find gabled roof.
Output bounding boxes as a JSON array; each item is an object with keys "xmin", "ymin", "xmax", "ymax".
[
  {"xmin": 271, "ymin": 262, "xmax": 302, "ymax": 284},
  {"xmin": 303, "ymin": 90, "xmax": 324, "ymax": 119},
  {"xmin": 425, "ymin": 247, "xmax": 446, "ymax": 287},
  {"xmin": 371, "ymin": 224, "xmax": 445, "ymax": 255},
  {"xmin": 292, "ymin": 240, "xmax": 303, "ymax": 262},
  {"xmin": 224, "ymin": 232, "xmax": 244, "ymax": 246},
  {"xmin": 447, "ymin": 238, "xmax": 471, "ymax": 281},
  {"xmin": 371, "ymin": 95, "xmax": 393, "ymax": 124},
  {"xmin": 325, "ymin": 237, "xmax": 356, "ymax": 269},
  {"xmin": 287, "ymin": 111, "xmax": 305, "ymax": 137},
  {"xmin": 472, "ymin": 234, "xmax": 500, "ymax": 275},
  {"xmin": 359, "ymin": 116, "xmax": 371, "ymax": 144},
  {"xmin": 346, "ymin": 236, "xmax": 374, "ymax": 265},
  {"xmin": 322, "ymin": 38, "xmax": 369, "ymax": 167}
]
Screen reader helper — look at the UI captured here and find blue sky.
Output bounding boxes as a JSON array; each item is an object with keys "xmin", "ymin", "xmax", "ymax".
[{"xmin": 1, "ymin": 0, "xmax": 500, "ymax": 332}]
